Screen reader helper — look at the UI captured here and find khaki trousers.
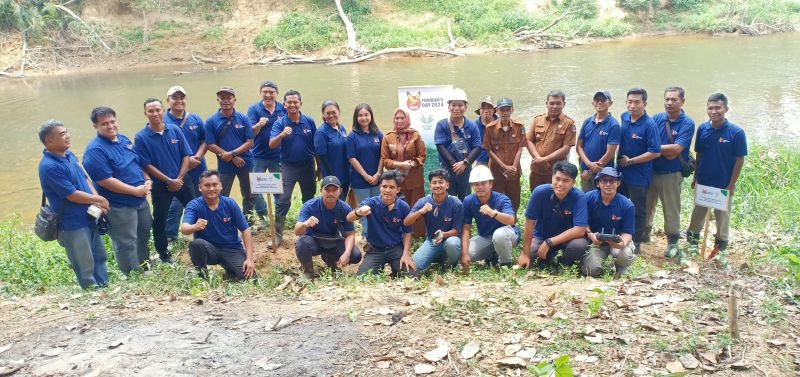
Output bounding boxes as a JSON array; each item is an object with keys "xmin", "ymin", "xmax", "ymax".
[
  {"xmin": 687, "ymin": 194, "xmax": 734, "ymax": 242},
  {"xmin": 645, "ymin": 172, "xmax": 683, "ymax": 235},
  {"xmin": 580, "ymin": 171, "xmax": 595, "ymax": 193}
]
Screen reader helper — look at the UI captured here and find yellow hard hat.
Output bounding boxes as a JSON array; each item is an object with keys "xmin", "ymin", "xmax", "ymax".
[{"xmin": 468, "ymin": 165, "xmax": 494, "ymax": 183}]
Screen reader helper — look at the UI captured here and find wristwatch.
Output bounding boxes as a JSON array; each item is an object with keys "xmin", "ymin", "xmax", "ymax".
[
  {"xmin": 492, "ymin": 210, "xmax": 499, "ymax": 218},
  {"xmin": 232, "ymin": 151, "xmax": 238, "ymax": 157},
  {"xmin": 166, "ymin": 178, "xmax": 173, "ymax": 185},
  {"xmin": 627, "ymin": 157, "xmax": 634, "ymax": 166},
  {"xmin": 463, "ymin": 158, "xmax": 470, "ymax": 165},
  {"xmin": 545, "ymin": 238, "xmax": 553, "ymax": 247}
]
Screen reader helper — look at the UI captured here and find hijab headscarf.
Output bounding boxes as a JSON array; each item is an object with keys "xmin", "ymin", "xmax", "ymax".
[{"xmin": 392, "ymin": 108, "xmax": 414, "ymax": 162}]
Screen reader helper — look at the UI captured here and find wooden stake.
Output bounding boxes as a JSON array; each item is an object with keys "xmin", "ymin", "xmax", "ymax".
[
  {"xmin": 701, "ymin": 207, "xmax": 711, "ymax": 259},
  {"xmin": 266, "ymin": 193, "xmax": 276, "ymax": 251},
  {"xmin": 727, "ymin": 286, "xmax": 740, "ymax": 340}
]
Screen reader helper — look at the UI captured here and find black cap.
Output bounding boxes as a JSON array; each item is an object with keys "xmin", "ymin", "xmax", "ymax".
[
  {"xmin": 593, "ymin": 90, "xmax": 611, "ymax": 100},
  {"xmin": 260, "ymin": 80, "xmax": 278, "ymax": 91},
  {"xmin": 496, "ymin": 97, "xmax": 513, "ymax": 108},
  {"xmin": 321, "ymin": 176, "xmax": 341, "ymax": 188}
]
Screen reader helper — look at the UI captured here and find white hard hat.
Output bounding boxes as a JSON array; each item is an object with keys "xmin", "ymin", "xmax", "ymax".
[
  {"xmin": 468, "ymin": 165, "xmax": 494, "ymax": 183},
  {"xmin": 448, "ymin": 88, "xmax": 468, "ymax": 104}
]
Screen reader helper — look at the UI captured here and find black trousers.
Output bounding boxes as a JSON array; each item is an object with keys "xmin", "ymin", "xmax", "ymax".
[
  {"xmin": 442, "ymin": 164, "xmax": 472, "ymax": 201},
  {"xmin": 151, "ymin": 178, "xmax": 194, "ymax": 260},
  {"xmin": 356, "ymin": 243, "xmax": 417, "ymax": 277},
  {"xmin": 528, "ymin": 237, "xmax": 589, "ymax": 265},
  {"xmin": 189, "ymin": 238, "xmax": 256, "ymax": 280},
  {"xmin": 294, "ymin": 234, "xmax": 362, "ymax": 266},
  {"xmin": 618, "ymin": 181, "xmax": 649, "ymax": 245},
  {"xmin": 220, "ymin": 170, "xmax": 254, "ymax": 221},
  {"xmin": 276, "ymin": 159, "xmax": 316, "ymax": 217},
  {"xmin": 338, "ymin": 182, "xmax": 350, "ymax": 201}
]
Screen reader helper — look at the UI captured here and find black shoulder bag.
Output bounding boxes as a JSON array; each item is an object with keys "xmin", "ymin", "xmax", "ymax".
[
  {"xmin": 664, "ymin": 120, "xmax": 696, "ymax": 178},
  {"xmin": 310, "ymin": 205, "xmax": 346, "ymax": 249},
  {"xmin": 549, "ymin": 189, "xmax": 573, "ymax": 224},
  {"xmin": 216, "ymin": 115, "xmax": 235, "ymax": 141},
  {"xmin": 35, "ymin": 160, "xmax": 78, "ymax": 241}
]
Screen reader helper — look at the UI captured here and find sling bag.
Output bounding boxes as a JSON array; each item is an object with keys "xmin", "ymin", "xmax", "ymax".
[
  {"xmin": 215, "ymin": 115, "xmax": 235, "ymax": 141},
  {"xmin": 549, "ymin": 189, "xmax": 572, "ymax": 224},
  {"xmin": 310, "ymin": 205, "xmax": 346, "ymax": 249},
  {"xmin": 447, "ymin": 118, "xmax": 470, "ymax": 162},
  {"xmin": 664, "ymin": 120, "xmax": 696, "ymax": 178},
  {"xmin": 35, "ymin": 159, "xmax": 78, "ymax": 241}
]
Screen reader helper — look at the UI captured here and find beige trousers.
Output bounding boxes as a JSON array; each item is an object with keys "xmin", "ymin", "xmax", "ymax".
[
  {"xmin": 687, "ymin": 193, "xmax": 734, "ymax": 242},
  {"xmin": 645, "ymin": 172, "xmax": 683, "ymax": 235}
]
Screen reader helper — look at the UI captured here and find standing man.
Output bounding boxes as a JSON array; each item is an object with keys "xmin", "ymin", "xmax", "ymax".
[
  {"xmin": 473, "ymin": 95, "xmax": 497, "ymax": 167},
  {"xmin": 482, "ymin": 97, "xmax": 525, "ymax": 212},
  {"xmin": 434, "ymin": 88, "xmax": 482, "ymax": 200},
  {"xmin": 687, "ymin": 93, "xmax": 747, "ymax": 260},
  {"xmin": 164, "ymin": 86, "xmax": 207, "ymax": 242},
  {"xmin": 181, "ymin": 170, "xmax": 256, "ymax": 281},
  {"xmin": 84, "ymin": 107, "xmax": 153, "ymax": 275},
  {"xmin": 406, "ymin": 169, "xmax": 463, "ymax": 272},
  {"xmin": 616, "ymin": 88, "xmax": 662, "ymax": 254},
  {"xmin": 38, "ymin": 120, "xmax": 110, "ymax": 289},
  {"xmin": 269, "ymin": 90, "xmax": 319, "ymax": 249},
  {"xmin": 135, "ymin": 98, "xmax": 194, "ymax": 263},
  {"xmin": 526, "ymin": 90, "xmax": 577, "ymax": 191},
  {"xmin": 459, "ymin": 165, "xmax": 520, "ymax": 268},
  {"xmin": 645, "ymin": 87, "xmax": 696, "ymax": 258},
  {"xmin": 576, "ymin": 90, "xmax": 620, "ymax": 192},
  {"xmin": 248, "ymin": 80, "xmax": 286, "ymax": 228},
  {"xmin": 347, "ymin": 171, "xmax": 417, "ymax": 277}
]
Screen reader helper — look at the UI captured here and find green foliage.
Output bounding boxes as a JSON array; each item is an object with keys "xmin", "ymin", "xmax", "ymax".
[
  {"xmin": 669, "ymin": 0, "xmax": 706, "ymax": 12},
  {"xmin": 342, "ymin": 0, "xmax": 372, "ymax": 17},
  {"xmin": 587, "ymin": 286, "xmax": 614, "ymax": 315},
  {"xmin": 254, "ymin": 11, "xmax": 341, "ymax": 52},
  {"xmin": 618, "ymin": 0, "xmax": 659, "ymax": 12},
  {"xmin": 198, "ymin": 24, "xmax": 225, "ymax": 42},
  {"xmin": 552, "ymin": 0, "xmax": 600, "ymax": 19},
  {"xmin": 355, "ymin": 18, "xmax": 448, "ymax": 50},
  {"xmin": 527, "ymin": 354, "xmax": 575, "ymax": 376},
  {"xmin": 116, "ymin": 26, "xmax": 164, "ymax": 42}
]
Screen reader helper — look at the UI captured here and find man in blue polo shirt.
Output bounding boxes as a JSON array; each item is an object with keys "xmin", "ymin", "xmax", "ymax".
[
  {"xmin": 646, "ymin": 86, "xmax": 696, "ymax": 258},
  {"xmin": 164, "ymin": 86, "xmax": 208, "ymax": 243},
  {"xmin": 616, "ymin": 87, "xmax": 663, "ymax": 254},
  {"xmin": 269, "ymin": 90, "xmax": 319, "ymax": 249},
  {"xmin": 435, "ymin": 88, "xmax": 482, "ymax": 200},
  {"xmin": 473, "ymin": 95, "xmax": 498, "ymax": 167},
  {"xmin": 516, "ymin": 161, "xmax": 588, "ymax": 268},
  {"xmin": 460, "ymin": 165, "xmax": 520, "ymax": 268},
  {"xmin": 687, "ymin": 93, "xmax": 747, "ymax": 260},
  {"xmin": 571, "ymin": 167, "xmax": 636, "ymax": 277},
  {"xmin": 577, "ymin": 90, "xmax": 620, "ymax": 192},
  {"xmin": 248, "ymin": 80, "xmax": 286, "ymax": 227},
  {"xmin": 84, "ymin": 106, "xmax": 152, "ymax": 275},
  {"xmin": 406, "ymin": 169, "xmax": 463, "ymax": 272},
  {"xmin": 347, "ymin": 170, "xmax": 417, "ymax": 276},
  {"xmin": 205, "ymin": 86, "xmax": 256, "ymax": 228},
  {"xmin": 135, "ymin": 98, "xmax": 194, "ymax": 263},
  {"xmin": 38, "ymin": 120, "xmax": 110, "ymax": 289},
  {"xmin": 294, "ymin": 176, "xmax": 362, "ymax": 279}
]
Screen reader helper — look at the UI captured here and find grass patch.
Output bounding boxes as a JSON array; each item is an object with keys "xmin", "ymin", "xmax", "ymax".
[
  {"xmin": 198, "ymin": 24, "xmax": 225, "ymax": 42},
  {"xmin": 254, "ymin": 11, "xmax": 343, "ymax": 52}
]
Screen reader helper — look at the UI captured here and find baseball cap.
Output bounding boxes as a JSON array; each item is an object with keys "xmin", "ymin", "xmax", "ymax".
[
  {"xmin": 593, "ymin": 90, "xmax": 612, "ymax": 100},
  {"xmin": 594, "ymin": 167, "xmax": 622, "ymax": 184},
  {"xmin": 260, "ymin": 80, "xmax": 278, "ymax": 91},
  {"xmin": 216, "ymin": 86, "xmax": 236, "ymax": 96},
  {"xmin": 167, "ymin": 86, "xmax": 186, "ymax": 96},
  {"xmin": 473, "ymin": 95, "xmax": 495, "ymax": 115},
  {"xmin": 321, "ymin": 176, "xmax": 342, "ymax": 188},
  {"xmin": 496, "ymin": 97, "xmax": 514, "ymax": 109}
]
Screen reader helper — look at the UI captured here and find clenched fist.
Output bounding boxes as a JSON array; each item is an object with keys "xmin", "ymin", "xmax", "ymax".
[
  {"xmin": 194, "ymin": 218, "xmax": 208, "ymax": 231},
  {"xmin": 303, "ymin": 216, "xmax": 319, "ymax": 228},
  {"xmin": 356, "ymin": 205, "xmax": 372, "ymax": 217}
]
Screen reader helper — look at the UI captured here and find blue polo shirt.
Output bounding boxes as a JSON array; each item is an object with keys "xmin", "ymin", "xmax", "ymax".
[
  {"xmin": 524, "ymin": 185, "xmax": 589, "ymax": 240},
  {"xmin": 359, "ymin": 195, "xmax": 412, "ymax": 248},
  {"xmin": 247, "ymin": 100, "xmax": 286, "ymax": 161},
  {"xmin": 83, "ymin": 133, "xmax": 147, "ymax": 208},
  {"xmin": 204, "ymin": 109, "xmax": 255, "ymax": 173},
  {"xmin": 164, "ymin": 110, "xmax": 207, "ymax": 180},
  {"xmin": 463, "ymin": 191, "xmax": 520, "ymax": 239},
  {"xmin": 474, "ymin": 115, "xmax": 499, "ymax": 164},
  {"xmin": 38, "ymin": 150, "xmax": 94, "ymax": 231},
  {"xmin": 270, "ymin": 112, "xmax": 317, "ymax": 163},
  {"xmin": 134, "ymin": 124, "xmax": 193, "ymax": 180},
  {"xmin": 434, "ymin": 118, "xmax": 482, "ymax": 164},
  {"xmin": 694, "ymin": 120, "xmax": 748, "ymax": 189},
  {"xmin": 578, "ymin": 113, "xmax": 621, "ymax": 171},
  {"xmin": 183, "ymin": 195, "xmax": 249, "ymax": 250},
  {"xmin": 297, "ymin": 197, "xmax": 355, "ymax": 236},
  {"xmin": 315, "ymin": 122, "xmax": 350, "ymax": 184},
  {"xmin": 346, "ymin": 129, "xmax": 383, "ymax": 189},
  {"xmin": 651, "ymin": 111, "xmax": 696, "ymax": 173},
  {"xmin": 584, "ymin": 190, "xmax": 635, "ymax": 236},
  {"xmin": 411, "ymin": 195, "xmax": 464, "ymax": 240},
  {"xmin": 617, "ymin": 111, "xmax": 663, "ymax": 186}
]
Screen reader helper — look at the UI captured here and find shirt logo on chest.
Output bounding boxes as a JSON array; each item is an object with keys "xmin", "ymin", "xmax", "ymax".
[
  {"xmin": 189, "ymin": 125, "xmax": 195, "ymax": 130},
  {"xmin": 631, "ymin": 133, "xmax": 642, "ymax": 139},
  {"xmin": 303, "ymin": 129, "xmax": 310, "ymax": 134},
  {"xmin": 373, "ymin": 138, "xmax": 379, "ymax": 142},
  {"xmin": 170, "ymin": 139, "xmax": 177, "ymax": 144},
  {"xmin": 599, "ymin": 130, "xmax": 605, "ymax": 135},
  {"xmin": 223, "ymin": 217, "xmax": 229, "ymax": 222},
  {"xmin": 234, "ymin": 124, "xmax": 242, "ymax": 129},
  {"xmin": 719, "ymin": 138, "xmax": 730, "ymax": 143},
  {"xmin": 671, "ymin": 130, "xmax": 677, "ymax": 135},
  {"xmin": 126, "ymin": 145, "xmax": 132, "ymax": 149},
  {"xmin": 444, "ymin": 217, "xmax": 450, "ymax": 222},
  {"xmin": 612, "ymin": 215, "xmax": 620, "ymax": 220}
]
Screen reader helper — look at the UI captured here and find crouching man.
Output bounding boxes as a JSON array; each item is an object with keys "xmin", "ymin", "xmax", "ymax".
[
  {"xmin": 294, "ymin": 176, "xmax": 362, "ymax": 279},
  {"xmin": 181, "ymin": 169, "xmax": 256, "ymax": 280}
]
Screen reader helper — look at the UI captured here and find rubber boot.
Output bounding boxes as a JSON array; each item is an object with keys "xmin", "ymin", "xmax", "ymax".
[
  {"xmin": 664, "ymin": 234, "xmax": 681, "ymax": 258},
  {"xmin": 300, "ymin": 261, "xmax": 315, "ymax": 280},
  {"xmin": 687, "ymin": 231, "xmax": 700, "ymax": 248},
  {"xmin": 267, "ymin": 216, "xmax": 285, "ymax": 249},
  {"xmin": 634, "ymin": 242, "xmax": 642, "ymax": 255},
  {"xmin": 642, "ymin": 227, "xmax": 652, "ymax": 243},
  {"xmin": 321, "ymin": 255, "xmax": 340, "ymax": 274}
]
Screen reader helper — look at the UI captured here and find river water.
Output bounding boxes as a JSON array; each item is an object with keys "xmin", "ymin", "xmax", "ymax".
[{"xmin": 2, "ymin": 33, "xmax": 799, "ymax": 221}]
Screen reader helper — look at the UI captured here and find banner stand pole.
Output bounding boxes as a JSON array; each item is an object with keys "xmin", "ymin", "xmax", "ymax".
[
  {"xmin": 267, "ymin": 193, "xmax": 276, "ymax": 251},
  {"xmin": 701, "ymin": 207, "xmax": 711, "ymax": 259}
]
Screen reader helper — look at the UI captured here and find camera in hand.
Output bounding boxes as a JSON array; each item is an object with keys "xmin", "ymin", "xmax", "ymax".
[{"xmin": 596, "ymin": 227, "xmax": 621, "ymax": 243}]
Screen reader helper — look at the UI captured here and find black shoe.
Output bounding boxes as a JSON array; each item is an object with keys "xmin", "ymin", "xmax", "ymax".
[{"xmin": 642, "ymin": 227, "xmax": 652, "ymax": 243}]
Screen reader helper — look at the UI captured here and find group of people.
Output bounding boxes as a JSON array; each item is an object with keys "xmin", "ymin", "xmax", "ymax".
[{"xmin": 37, "ymin": 81, "xmax": 747, "ymax": 288}]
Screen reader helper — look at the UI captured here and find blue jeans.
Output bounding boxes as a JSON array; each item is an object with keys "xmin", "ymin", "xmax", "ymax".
[
  {"xmin": 411, "ymin": 237, "xmax": 461, "ymax": 271},
  {"xmin": 351, "ymin": 186, "xmax": 380, "ymax": 238},
  {"xmin": 106, "ymin": 200, "xmax": 153, "ymax": 275},
  {"xmin": 442, "ymin": 163, "xmax": 472, "ymax": 201},
  {"xmin": 253, "ymin": 157, "xmax": 282, "ymax": 215},
  {"xmin": 57, "ymin": 224, "xmax": 109, "ymax": 289},
  {"xmin": 166, "ymin": 177, "xmax": 201, "ymax": 240}
]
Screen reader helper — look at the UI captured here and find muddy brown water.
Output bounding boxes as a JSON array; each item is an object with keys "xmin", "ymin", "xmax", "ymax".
[{"xmin": 2, "ymin": 33, "xmax": 799, "ymax": 221}]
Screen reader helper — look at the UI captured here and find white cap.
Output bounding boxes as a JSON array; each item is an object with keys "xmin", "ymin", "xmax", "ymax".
[
  {"xmin": 468, "ymin": 165, "xmax": 494, "ymax": 183},
  {"xmin": 167, "ymin": 86, "xmax": 187, "ymax": 96},
  {"xmin": 448, "ymin": 88, "xmax": 468, "ymax": 104}
]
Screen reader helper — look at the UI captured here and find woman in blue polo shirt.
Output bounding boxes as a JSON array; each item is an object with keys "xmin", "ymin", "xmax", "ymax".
[
  {"xmin": 315, "ymin": 100, "xmax": 351, "ymax": 200},
  {"xmin": 347, "ymin": 103, "xmax": 384, "ymax": 239}
]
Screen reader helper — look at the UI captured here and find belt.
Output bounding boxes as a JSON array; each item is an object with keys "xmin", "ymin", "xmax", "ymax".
[
  {"xmin": 654, "ymin": 170, "xmax": 679, "ymax": 176},
  {"xmin": 283, "ymin": 158, "xmax": 314, "ymax": 166},
  {"xmin": 370, "ymin": 242, "xmax": 403, "ymax": 251}
]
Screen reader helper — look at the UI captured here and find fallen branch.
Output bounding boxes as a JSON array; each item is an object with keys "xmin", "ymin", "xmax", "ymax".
[
  {"xmin": 54, "ymin": 5, "xmax": 110, "ymax": 49},
  {"xmin": 0, "ymin": 70, "xmax": 23, "ymax": 78},
  {"xmin": 537, "ymin": 8, "xmax": 583, "ymax": 34},
  {"xmin": 335, "ymin": 0, "xmax": 359, "ymax": 58},
  {"xmin": 328, "ymin": 47, "xmax": 461, "ymax": 65},
  {"xmin": 191, "ymin": 53, "xmax": 223, "ymax": 64}
]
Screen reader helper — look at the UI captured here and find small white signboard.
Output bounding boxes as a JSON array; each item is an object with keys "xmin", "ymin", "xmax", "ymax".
[
  {"xmin": 250, "ymin": 173, "xmax": 283, "ymax": 194},
  {"xmin": 694, "ymin": 184, "xmax": 729, "ymax": 211},
  {"xmin": 397, "ymin": 85, "xmax": 453, "ymax": 147}
]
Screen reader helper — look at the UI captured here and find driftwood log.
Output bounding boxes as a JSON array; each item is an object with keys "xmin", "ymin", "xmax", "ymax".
[{"xmin": 513, "ymin": 8, "xmax": 583, "ymax": 49}]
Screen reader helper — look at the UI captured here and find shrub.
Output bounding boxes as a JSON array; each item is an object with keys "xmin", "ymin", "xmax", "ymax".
[
  {"xmin": 199, "ymin": 25, "xmax": 225, "ymax": 42},
  {"xmin": 254, "ymin": 11, "xmax": 342, "ymax": 52},
  {"xmin": 552, "ymin": 0, "xmax": 601, "ymax": 19},
  {"xmin": 670, "ymin": 0, "xmax": 707, "ymax": 12},
  {"xmin": 618, "ymin": 0, "xmax": 659, "ymax": 12}
]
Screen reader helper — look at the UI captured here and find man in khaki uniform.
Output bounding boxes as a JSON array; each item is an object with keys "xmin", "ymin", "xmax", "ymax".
[
  {"xmin": 482, "ymin": 97, "xmax": 525, "ymax": 212},
  {"xmin": 526, "ymin": 90, "xmax": 577, "ymax": 191}
]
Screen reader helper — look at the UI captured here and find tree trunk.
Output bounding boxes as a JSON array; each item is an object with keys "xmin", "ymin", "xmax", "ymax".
[{"xmin": 334, "ymin": 0, "xmax": 358, "ymax": 58}]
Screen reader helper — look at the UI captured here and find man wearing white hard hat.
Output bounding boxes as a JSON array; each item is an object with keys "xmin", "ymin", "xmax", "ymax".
[
  {"xmin": 459, "ymin": 165, "xmax": 521, "ymax": 268},
  {"xmin": 434, "ymin": 88, "xmax": 482, "ymax": 201}
]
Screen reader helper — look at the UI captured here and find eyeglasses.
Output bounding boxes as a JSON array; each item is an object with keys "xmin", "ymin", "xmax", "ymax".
[
  {"xmin": 598, "ymin": 177, "xmax": 618, "ymax": 184},
  {"xmin": 263, "ymin": 90, "xmax": 277, "ymax": 95}
]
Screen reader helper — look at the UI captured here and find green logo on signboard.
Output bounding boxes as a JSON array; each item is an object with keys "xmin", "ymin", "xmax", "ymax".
[{"xmin": 420, "ymin": 114, "xmax": 434, "ymax": 131}]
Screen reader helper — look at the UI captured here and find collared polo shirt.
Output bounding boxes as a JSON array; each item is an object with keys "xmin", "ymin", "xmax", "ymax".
[
  {"xmin": 526, "ymin": 112, "xmax": 577, "ymax": 176},
  {"xmin": 359, "ymin": 195, "xmax": 412, "ymax": 248},
  {"xmin": 315, "ymin": 122, "xmax": 350, "ymax": 183},
  {"xmin": 164, "ymin": 110, "xmax": 207, "ymax": 180},
  {"xmin": 38, "ymin": 150, "xmax": 94, "ymax": 231},
  {"xmin": 651, "ymin": 110, "xmax": 696, "ymax": 173},
  {"xmin": 463, "ymin": 191, "xmax": 520, "ymax": 239},
  {"xmin": 346, "ymin": 129, "xmax": 384, "ymax": 189},
  {"xmin": 473, "ymin": 114, "xmax": 499, "ymax": 163},
  {"xmin": 578, "ymin": 113, "xmax": 621, "ymax": 171},
  {"xmin": 617, "ymin": 111, "xmax": 662, "ymax": 186},
  {"xmin": 183, "ymin": 195, "xmax": 249, "ymax": 250},
  {"xmin": 297, "ymin": 197, "xmax": 355, "ymax": 236},
  {"xmin": 134, "ymin": 123, "xmax": 193, "ymax": 179},
  {"xmin": 524, "ymin": 184, "xmax": 588, "ymax": 240},
  {"xmin": 83, "ymin": 132, "xmax": 147, "ymax": 208},
  {"xmin": 694, "ymin": 119, "xmax": 748, "ymax": 189},
  {"xmin": 204, "ymin": 109, "xmax": 255, "ymax": 173},
  {"xmin": 247, "ymin": 100, "xmax": 286, "ymax": 161},
  {"xmin": 482, "ymin": 118, "xmax": 526, "ymax": 170},
  {"xmin": 270, "ymin": 112, "xmax": 317, "ymax": 163},
  {"xmin": 411, "ymin": 195, "xmax": 464, "ymax": 240},
  {"xmin": 434, "ymin": 117, "xmax": 481, "ymax": 164},
  {"xmin": 584, "ymin": 190, "xmax": 635, "ymax": 235}
]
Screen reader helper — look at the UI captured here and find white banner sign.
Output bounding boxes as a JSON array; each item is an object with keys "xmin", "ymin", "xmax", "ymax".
[
  {"xmin": 250, "ymin": 173, "xmax": 283, "ymax": 194},
  {"xmin": 397, "ymin": 85, "xmax": 453, "ymax": 146},
  {"xmin": 694, "ymin": 184, "xmax": 730, "ymax": 211}
]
